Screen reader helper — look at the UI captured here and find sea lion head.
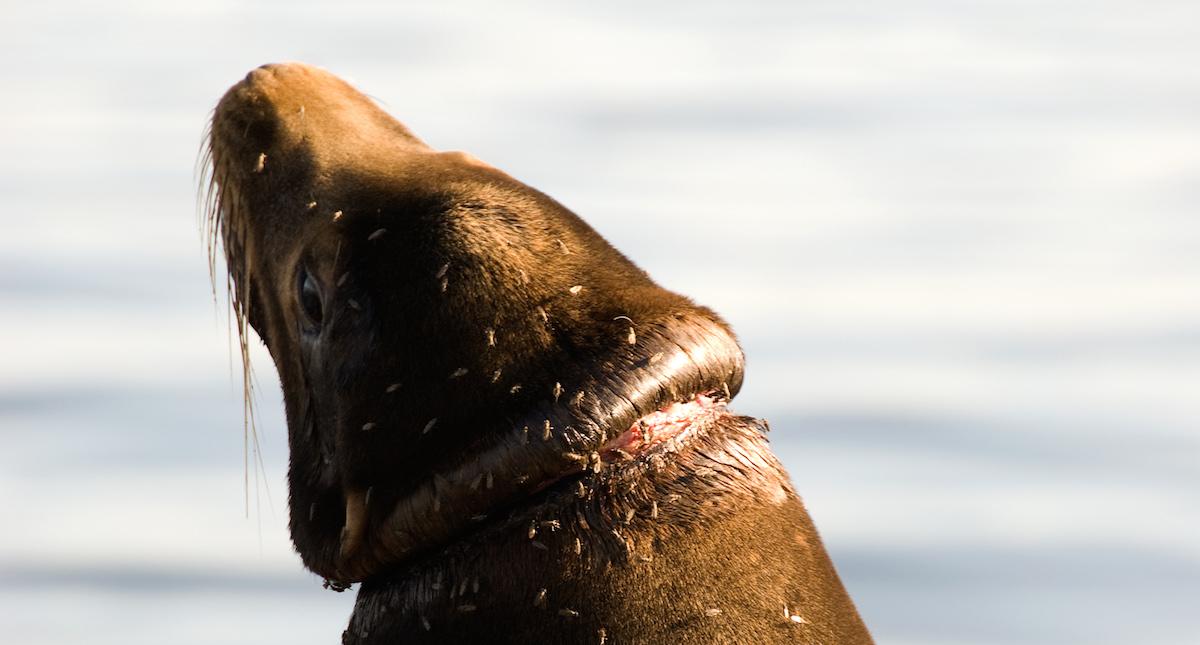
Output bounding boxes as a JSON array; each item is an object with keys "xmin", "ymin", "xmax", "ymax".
[{"xmin": 203, "ymin": 63, "xmax": 744, "ymax": 584}]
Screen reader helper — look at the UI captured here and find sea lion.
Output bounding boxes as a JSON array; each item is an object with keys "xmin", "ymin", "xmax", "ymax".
[{"xmin": 202, "ymin": 62, "xmax": 872, "ymax": 644}]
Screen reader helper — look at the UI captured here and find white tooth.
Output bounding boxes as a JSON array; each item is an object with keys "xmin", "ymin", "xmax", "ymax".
[{"xmin": 339, "ymin": 487, "xmax": 368, "ymax": 559}]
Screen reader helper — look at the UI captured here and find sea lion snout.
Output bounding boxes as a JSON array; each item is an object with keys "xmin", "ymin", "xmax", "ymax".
[{"xmin": 215, "ymin": 61, "xmax": 429, "ymax": 180}]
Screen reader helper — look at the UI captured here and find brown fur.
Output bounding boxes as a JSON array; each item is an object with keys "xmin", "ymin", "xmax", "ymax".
[{"xmin": 203, "ymin": 62, "xmax": 871, "ymax": 643}]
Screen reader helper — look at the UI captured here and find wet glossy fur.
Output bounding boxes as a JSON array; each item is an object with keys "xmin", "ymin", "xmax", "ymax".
[{"xmin": 204, "ymin": 62, "xmax": 871, "ymax": 644}]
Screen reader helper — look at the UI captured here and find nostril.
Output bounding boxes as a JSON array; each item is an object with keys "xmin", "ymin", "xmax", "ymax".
[
  {"xmin": 244, "ymin": 63, "xmax": 289, "ymax": 86},
  {"xmin": 243, "ymin": 69, "xmax": 265, "ymax": 86}
]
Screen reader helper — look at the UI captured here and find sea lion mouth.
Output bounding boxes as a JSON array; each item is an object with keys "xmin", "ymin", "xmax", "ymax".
[
  {"xmin": 337, "ymin": 316, "xmax": 743, "ymax": 582},
  {"xmin": 201, "ymin": 63, "xmax": 744, "ymax": 585}
]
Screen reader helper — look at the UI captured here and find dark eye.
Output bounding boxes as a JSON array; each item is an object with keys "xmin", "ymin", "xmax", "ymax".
[{"xmin": 298, "ymin": 267, "xmax": 323, "ymax": 329}]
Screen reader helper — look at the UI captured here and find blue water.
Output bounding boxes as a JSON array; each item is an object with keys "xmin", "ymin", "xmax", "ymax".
[{"xmin": 2, "ymin": 2, "xmax": 1198, "ymax": 643}]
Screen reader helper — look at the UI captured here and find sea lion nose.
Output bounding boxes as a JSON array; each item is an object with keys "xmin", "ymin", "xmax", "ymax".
[
  {"xmin": 237, "ymin": 63, "xmax": 316, "ymax": 98},
  {"xmin": 248, "ymin": 61, "xmax": 306, "ymax": 79}
]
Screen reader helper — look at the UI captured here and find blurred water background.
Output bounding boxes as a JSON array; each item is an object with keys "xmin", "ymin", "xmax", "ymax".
[{"xmin": 2, "ymin": 1, "xmax": 1198, "ymax": 643}]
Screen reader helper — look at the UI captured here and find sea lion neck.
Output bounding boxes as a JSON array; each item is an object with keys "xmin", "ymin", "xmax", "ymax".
[
  {"xmin": 344, "ymin": 410, "xmax": 796, "ymax": 644},
  {"xmin": 341, "ymin": 311, "xmax": 745, "ymax": 582},
  {"xmin": 204, "ymin": 63, "xmax": 745, "ymax": 584}
]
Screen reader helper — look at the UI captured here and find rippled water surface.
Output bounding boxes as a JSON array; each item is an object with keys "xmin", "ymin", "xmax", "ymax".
[{"xmin": 2, "ymin": 2, "xmax": 1198, "ymax": 643}]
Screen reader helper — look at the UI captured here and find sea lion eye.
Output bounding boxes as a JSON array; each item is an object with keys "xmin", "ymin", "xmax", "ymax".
[{"xmin": 298, "ymin": 267, "xmax": 324, "ymax": 329}]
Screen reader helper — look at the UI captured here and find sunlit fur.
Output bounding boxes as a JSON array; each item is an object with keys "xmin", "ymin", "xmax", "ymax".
[{"xmin": 203, "ymin": 63, "xmax": 871, "ymax": 644}]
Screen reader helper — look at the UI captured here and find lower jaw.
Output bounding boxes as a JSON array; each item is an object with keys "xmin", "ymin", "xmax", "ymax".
[
  {"xmin": 325, "ymin": 315, "xmax": 745, "ymax": 583},
  {"xmin": 328, "ymin": 391, "xmax": 729, "ymax": 584},
  {"xmin": 357, "ymin": 391, "xmax": 729, "ymax": 579}
]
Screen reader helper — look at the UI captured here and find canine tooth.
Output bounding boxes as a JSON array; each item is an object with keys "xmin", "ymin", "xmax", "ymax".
[
  {"xmin": 338, "ymin": 488, "xmax": 367, "ymax": 558},
  {"xmin": 534, "ymin": 588, "xmax": 547, "ymax": 607},
  {"xmin": 558, "ymin": 608, "xmax": 579, "ymax": 618},
  {"xmin": 253, "ymin": 152, "xmax": 266, "ymax": 173},
  {"xmin": 368, "ymin": 228, "xmax": 387, "ymax": 241}
]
